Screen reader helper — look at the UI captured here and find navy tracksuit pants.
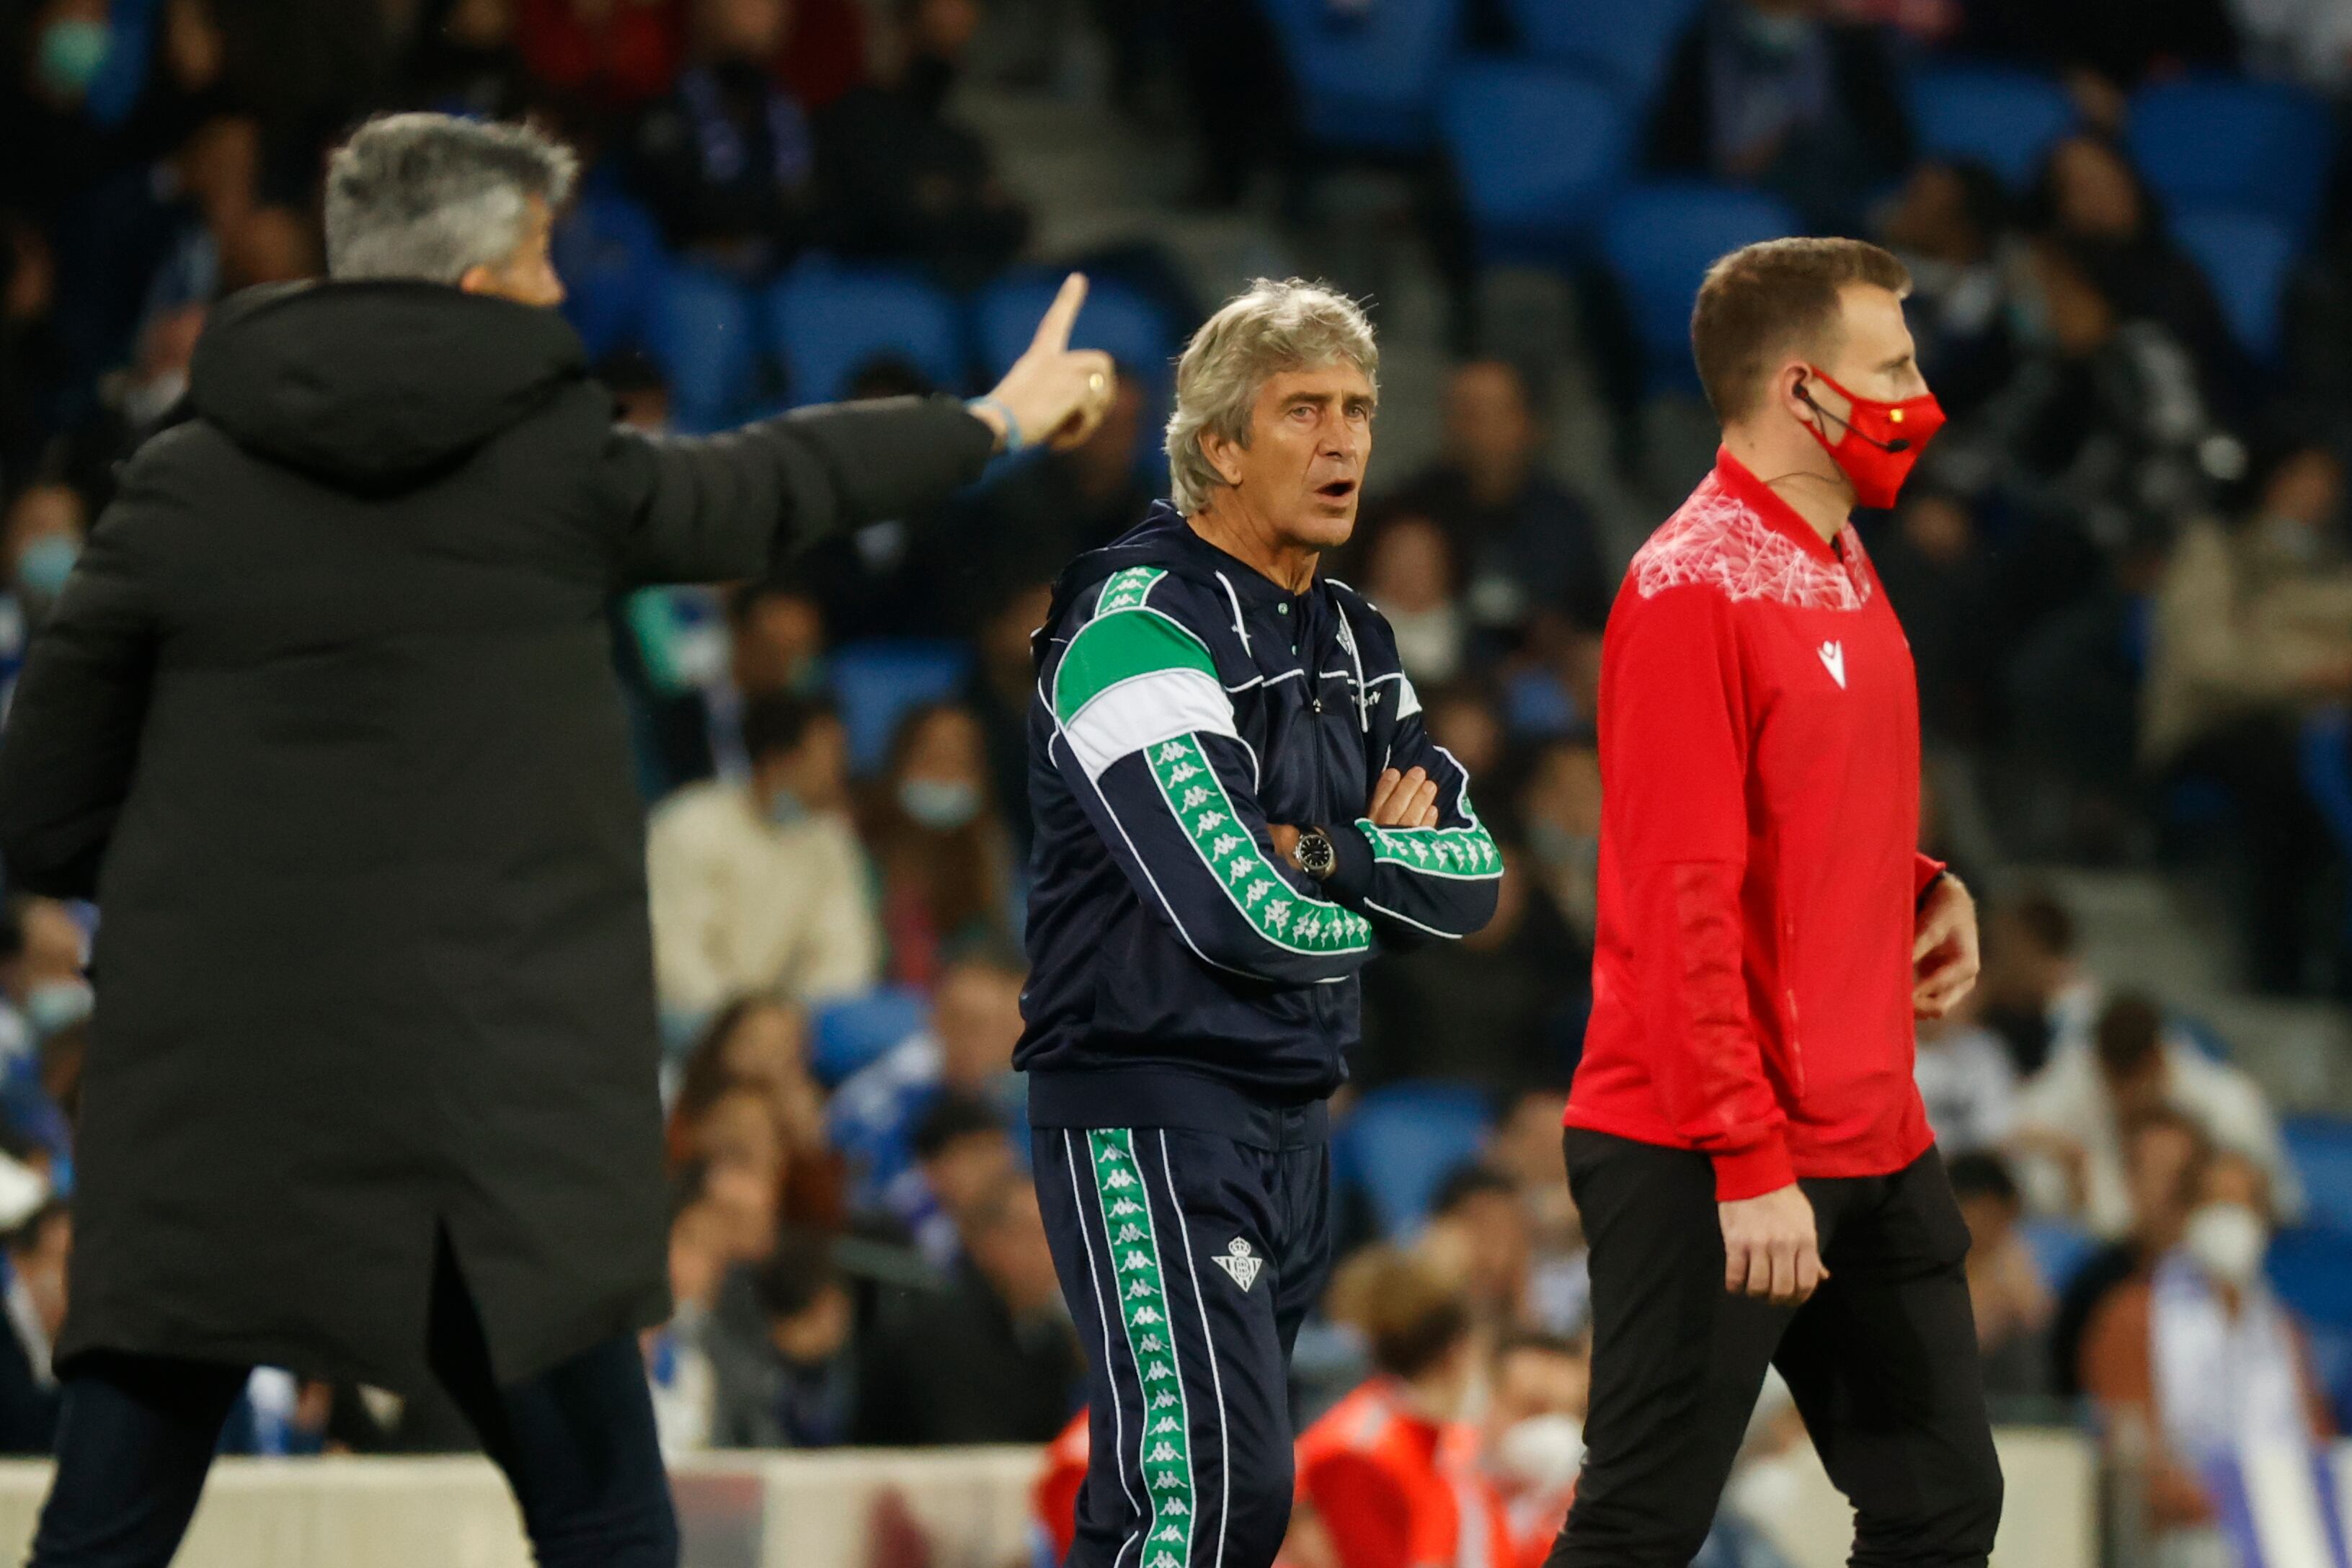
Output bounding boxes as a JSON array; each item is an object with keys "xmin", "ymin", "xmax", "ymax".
[{"xmin": 1032, "ymin": 1103, "xmax": 1331, "ymax": 1568}]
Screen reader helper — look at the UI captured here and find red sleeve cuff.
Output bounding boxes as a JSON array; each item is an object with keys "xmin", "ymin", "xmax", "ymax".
[
  {"xmin": 1913, "ymin": 852, "xmax": 1948, "ymax": 904},
  {"xmin": 1710, "ymin": 1135, "xmax": 1796, "ymax": 1201}
]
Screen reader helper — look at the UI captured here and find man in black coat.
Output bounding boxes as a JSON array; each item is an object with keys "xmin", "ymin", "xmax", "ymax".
[{"xmin": 0, "ymin": 112, "xmax": 1114, "ymax": 1568}]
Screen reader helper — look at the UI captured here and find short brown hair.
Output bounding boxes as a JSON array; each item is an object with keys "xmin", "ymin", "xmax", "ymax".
[
  {"xmin": 1326, "ymin": 1245, "xmax": 1473, "ymax": 1380},
  {"xmin": 1690, "ymin": 238, "xmax": 1911, "ymax": 424}
]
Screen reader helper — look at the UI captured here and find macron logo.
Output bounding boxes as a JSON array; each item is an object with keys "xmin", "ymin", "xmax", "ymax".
[{"xmin": 1819, "ymin": 641, "xmax": 1847, "ymax": 689}]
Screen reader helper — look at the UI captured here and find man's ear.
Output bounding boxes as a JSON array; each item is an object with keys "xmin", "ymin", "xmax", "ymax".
[
  {"xmin": 457, "ymin": 263, "xmax": 498, "ymax": 297},
  {"xmin": 1199, "ymin": 429, "xmax": 1246, "ymax": 489}
]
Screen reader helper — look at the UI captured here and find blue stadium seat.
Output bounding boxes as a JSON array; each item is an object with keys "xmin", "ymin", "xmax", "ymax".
[
  {"xmin": 1258, "ymin": 0, "xmax": 1463, "ymax": 153},
  {"xmin": 2017, "ymin": 1216, "xmax": 2101, "ymax": 1295},
  {"xmin": 1506, "ymin": 0, "xmax": 1700, "ymax": 101},
  {"xmin": 1441, "ymin": 58, "xmax": 1633, "ymax": 264},
  {"xmin": 1906, "ymin": 63, "xmax": 2077, "ymax": 189},
  {"xmin": 973, "ymin": 272, "xmax": 1178, "ymax": 388},
  {"xmin": 827, "ymin": 638, "xmax": 976, "ymax": 776},
  {"xmin": 768, "ymin": 257, "xmax": 966, "ymax": 406},
  {"xmin": 2127, "ymin": 76, "xmax": 2337, "ymax": 238},
  {"xmin": 809, "ymin": 986, "xmax": 930, "ymax": 1087},
  {"xmin": 554, "ymin": 190, "xmax": 670, "ymax": 362},
  {"xmin": 2171, "ymin": 208, "xmax": 2297, "ymax": 364},
  {"xmin": 2267, "ymin": 1226, "xmax": 2352, "ymax": 1332},
  {"xmin": 2284, "ymin": 1116, "xmax": 2352, "ymax": 1236},
  {"xmin": 647, "ymin": 264, "xmax": 760, "ymax": 435},
  {"xmin": 1601, "ymin": 182, "xmax": 1802, "ymax": 394},
  {"xmin": 1336, "ymin": 1079, "xmax": 1492, "ymax": 1236}
]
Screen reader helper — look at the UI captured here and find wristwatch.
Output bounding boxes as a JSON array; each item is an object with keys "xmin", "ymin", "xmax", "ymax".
[{"xmin": 1292, "ymin": 827, "xmax": 1338, "ymax": 882}]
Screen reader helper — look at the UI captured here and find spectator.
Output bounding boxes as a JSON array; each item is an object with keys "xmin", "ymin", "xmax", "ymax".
[
  {"xmin": 964, "ymin": 578, "xmax": 1053, "ymax": 859},
  {"xmin": 0, "ymin": 896, "xmax": 90, "ymax": 1057},
  {"xmin": 3, "ymin": 481, "xmax": 86, "ymax": 635},
  {"xmin": 1295, "ymin": 1245, "xmax": 1507, "ymax": 1568},
  {"xmin": 1913, "ymin": 1004, "xmax": 2019, "ymax": 1156},
  {"xmin": 730, "ymin": 577, "xmax": 828, "ymax": 698},
  {"xmin": 643, "ymin": 1187, "xmax": 733, "ymax": 1455},
  {"xmin": 1387, "ymin": 360, "xmax": 1610, "ymax": 638},
  {"xmin": 1486, "ymin": 1088, "xmax": 1589, "ymax": 1336},
  {"xmin": 954, "ymin": 372, "xmax": 1153, "ymax": 595},
  {"xmin": 515, "ymin": 0, "xmax": 686, "ymax": 110},
  {"xmin": 1974, "ymin": 886, "xmax": 2096, "ymax": 1075},
  {"xmin": 860, "ymin": 700, "xmax": 1017, "ymax": 990},
  {"xmin": 1876, "ymin": 159, "xmax": 2016, "ymax": 420},
  {"xmin": 2080, "ymin": 1149, "xmax": 2338, "ymax": 1550},
  {"xmin": 1481, "ymin": 1330, "xmax": 1590, "ymax": 1568},
  {"xmin": 1646, "ymin": 0, "xmax": 1913, "ymax": 232},
  {"xmin": 1359, "ymin": 513, "xmax": 1469, "ymax": 686},
  {"xmin": 881, "ymin": 1092, "xmax": 1016, "ymax": 1269},
  {"xmin": 1420, "ymin": 1164, "xmax": 1533, "ymax": 1332},
  {"xmin": 827, "ymin": 945, "xmax": 1026, "ymax": 1213},
  {"xmin": 2143, "ymin": 440, "xmax": 2352, "ymax": 994},
  {"xmin": 647, "ymin": 692, "xmax": 879, "ymax": 1028},
  {"xmin": 1517, "ymin": 732, "xmax": 1602, "ymax": 956},
  {"xmin": 812, "ymin": 0, "xmax": 1029, "ymax": 288},
  {"xmin": 1947, "ymin": 1152, "xmax": 2051, "ymax": 1400},
  {"xmin": 631, "ymin": 0, "xmax": 818, "ymax": 268},
  {"xmin": 701, "ymin": 1228, "xmax": 861, "ymax": 1448},
  {"xmin": 1034, "ymin": 1407, "xmax": 1091, "ymax": 1568},
  {"xmin": 2049, "ymin": 1108, "xmax": 2206, "ymax": 1399},
  {"xmin": 1419, "ymin": 680, "xmax": 1507, "ymax": 785},
  {"xmin": 2012, "ymin": 993, "xmax": 2303, "ymax": 1235},
  {"xmin": 666, "ymin": 997, "xmax": 844, "ymax": 1236},
  {"xmin": 407, "ymin": 0, "xmax": 536, "ymax": 121},
  {"xmin": 1866, "ymin": 487, "xmax": 1999, "ymax": 744},
  {"xmin": 854, "ymin": 1169, "xmax": 1081, "ymax": 1445},
  {"xmin": 0, "ymin": 1199, "xmax": 66, "ymax": 1453}
]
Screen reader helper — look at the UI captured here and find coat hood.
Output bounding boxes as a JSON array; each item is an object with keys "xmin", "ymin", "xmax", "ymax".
[{"xmin": 190, "ymin": 281, "xmax": 587, "ymax": 489}]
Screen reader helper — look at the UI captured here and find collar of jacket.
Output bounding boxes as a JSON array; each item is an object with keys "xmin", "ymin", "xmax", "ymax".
[{"xmin": 1713, "ymin": 446, "xmax": 1842, "ymax": 564}]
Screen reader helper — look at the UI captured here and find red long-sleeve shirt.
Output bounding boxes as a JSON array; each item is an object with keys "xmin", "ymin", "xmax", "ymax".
[{"xmin": 1565, "ymin": 450, "xmax": 1940, "ymax": 1200}]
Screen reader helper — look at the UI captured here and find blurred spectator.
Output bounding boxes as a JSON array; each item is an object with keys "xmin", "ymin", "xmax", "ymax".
[
  {"xmin": 1868, "ymin": 487, "xmax": 1998, "ymax": 744},
  {"xmin": 515, "ymin": 0, "xmax": 686, "ymax": 110},
  {"xmin": 1419, "ymin": 680, "xmax": 1506, "ymax": 785},
  {"xmin": 1386, "ymin": 361, "xmax": 1609, "ymax": 638},
  {"xmin": 1947, "ymin": 1152, "xmax": 2051, "ymax": 1399},
  {"xmin": 1913, "ymin": 1006, "xmax": 2018, "ymax": 1155},
  {"xmin": 730, "ymin": 577, "xmax": 828, "ymax": 698},
  {"xmin": 631, "ymin": 0, "xmax": 818, "ymax": 268},
  {"xmin": 2080, "ymin": 1148, "xmax": 2337, "ymax": 1549},
  {"xmin": 860, "ymin": 700, "xmax": 1018, "ymax": 989},
  {"xmin": 3, "ymin": 482, "xmax": 86, "ymax": 638},
  {"xmin": 2229, "ymin": 0, "xmax": 2352, "ymax": 88},
  {"xmin": 647, "ymin": 692, "xmax": 879, "ymax": 1026},
  {"xmin": 965, "ymin": 578, "xmax": 1053, "ymax": 858},
  {"xmin": 1876, "ymin": 159, "xmax": 2016, "ymax": 420},
  {"xmin": 1296, "ymin": 1245, "xmax": 1505, "ymax": 1568},
  {"xmin": 1420, "ymin": 1164, "xmax": 1532, "ymax": 1332},
  {"xmin": 0, "ymin": 1199, "xmax": 66, "ymax": 1453},
  {"xmin": 666, "ymin": 997, "xmax": 844, "ymax": 1236},
  {"xmin": 1517, "ymin": 733, "xmax": 1602, "ymax": 956},
  {"xmin": 1360, "ymin": 513, "xmax": 1468, "ymax": 686},
  {"xmin": 2049, "ymin": 1107, "xmax": 2206, "ymax": 1399},
  {"xmin": 0, "ymin": 897, "xmax": 91, "ymax": 1059},
  {"xmin": 2012, "ymin": 993, "xmax": 2302, "ymax": 1235},
  {"xmin": 599, "ymin": 346, "xmax": 673, "ymax": 432},
  {"xmin": 1486, "ymin": 1088, "xmax": 1589, "ymax": 1336},
  {"xmin": 954, "ymin": 372, "xmax": 1152, "ymax": 594},
  {"xmin": 0, "ymin": 217, "xmax": 65, "ymax": 493},
  {"xmin": 1480, "ymin": 1329, "xmax": 1589, "ymax": 1568},
  {"xmin": 828, "ymin": 945, "xmax": 1025, "ymax": 1211},
  {"xmin": 812, "ymin": 0, "xmax": 1029, "ymax": 288},
  {"xmin": 408, "ymin": 0, "xmax": 536, "ymax": 120},
  {"xmin": 2143, "ymin": 440, "xmax": 2352, "ymax": 993},
  {"xmin": 882, "ymin": 1091, "xmax": 1017, "ymax": 1269},
  {"xmin": 709, "ymin": 1229, "xmax": 862, "ymax": 1447},
  {"xmin": 1974, "ymin": 886, "xmax": 2094, "ymax": 1076},
  {"xmin": 1647, "ymin": 0, "xmax": 1913, "ymax": 232},
  {"xmin": 57, "ymin": 300, "xmax": 205, "ymax": 515},
  {"xmin": 854, "ymin": 1169, "xmax": 1080, "ymax": 1445},
  {"xmin": 1961, "ymin": 0, "xmax": 2235, "ymax": 120},
  {"xmin": 643, "ymin": 1186, "xmax": 734, "ymax": 1454},
  {"xmin": 1033, "ymin": 1407, "xmax": 1090, "ymax": 1568}
]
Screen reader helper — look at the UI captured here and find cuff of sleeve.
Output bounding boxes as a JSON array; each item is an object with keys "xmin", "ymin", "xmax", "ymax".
[
  {"xmin": 1320, "ymin": 821, "xmax": 1376, "ymax": 904},
  {"xmin": 1913, "ymin": 853, "xmax": 1948, "ymax": 904},
  {"xmin": 1711, "ymin": 1135, "xmax": 1796, "ymax": 1202}
]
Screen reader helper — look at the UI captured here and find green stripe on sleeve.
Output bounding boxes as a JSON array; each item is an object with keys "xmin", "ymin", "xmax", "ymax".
[
  {"xmin": 1055, "ymin": 607, "xmax": 1217, "ymax": 724},
  {"xmin": 1148, "ymin": 734, "xmax": 1372, "ymax": 956}
]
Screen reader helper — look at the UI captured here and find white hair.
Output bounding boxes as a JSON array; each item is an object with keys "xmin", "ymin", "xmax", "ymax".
[
  {"xmin": 1164, "ymin": 279, "xmax": 1380, "ymax": 515},
  {"xmin": 324, "ymin": 113, "xmax": 577, "ymax": 285}
]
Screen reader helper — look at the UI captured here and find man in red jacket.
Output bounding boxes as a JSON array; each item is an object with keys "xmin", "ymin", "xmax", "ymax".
[{"xmin": 1553, "ymin": 238, "xmax": 2002, "ymax": 1567}]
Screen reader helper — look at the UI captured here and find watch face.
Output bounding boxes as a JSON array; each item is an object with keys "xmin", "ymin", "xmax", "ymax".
[{"xmin": 1300, "ymin": 832, "xmax": 1335, "ymax": 876}]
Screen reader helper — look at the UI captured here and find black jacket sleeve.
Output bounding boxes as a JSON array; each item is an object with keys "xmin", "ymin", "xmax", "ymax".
[
  {"xmin": 0, "ymin": 490, "xmax": 159, "ymax": 900},
  {"xmin": 601, "ymin": 393, "xmax": 995, "ymax": 587}
]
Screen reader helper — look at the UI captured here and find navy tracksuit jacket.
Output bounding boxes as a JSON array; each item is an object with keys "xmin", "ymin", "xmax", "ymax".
[{"xmin": 1019, "ymin": 504, "xmax": 1501, "ymax": 1568}]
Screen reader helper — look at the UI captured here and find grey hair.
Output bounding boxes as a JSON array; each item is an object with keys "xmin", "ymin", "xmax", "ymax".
[
  {"xmin": 1165, "ymin": 278, "xmax": 1380, "ymax": 515},
  {"xmin": 324, "ymin": 113, "xmax": 578, "ymax": 285}
]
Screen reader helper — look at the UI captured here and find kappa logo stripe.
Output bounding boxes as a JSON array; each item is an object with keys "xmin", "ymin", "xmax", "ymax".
[{"xmin": 1091, "ymin": 1129, "xmax": 1195, "ymax": 1568}]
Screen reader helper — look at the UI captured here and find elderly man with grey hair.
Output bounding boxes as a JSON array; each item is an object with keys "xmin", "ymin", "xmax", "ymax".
[
  {"xmin": 0, "ymin": 111, "xmax": 1114, "ymax": 1568},
  {"xmin": 1015, "ymin": 279, "xmax": 1502, "ymax": 1568}
]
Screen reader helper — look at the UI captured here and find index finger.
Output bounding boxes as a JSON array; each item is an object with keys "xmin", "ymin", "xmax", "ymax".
[{"xmin": 1030, "ymin": 272, "xmax": 1089, "ymax": 356}]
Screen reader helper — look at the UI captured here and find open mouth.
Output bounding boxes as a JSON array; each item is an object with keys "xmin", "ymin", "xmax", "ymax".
[{"xmin": 1315, "ymin": 479, "xmax": 1359, "ymax": 502}]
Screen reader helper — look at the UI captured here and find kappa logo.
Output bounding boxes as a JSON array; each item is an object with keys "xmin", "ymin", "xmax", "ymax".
[
  {"xmin": 1212, "ymin": 1237, "xmax": 1263, "ymax": 1293},
  {"xmin": 1818, "ymin": 640, "xmax": 1847, "ymax": 690}
]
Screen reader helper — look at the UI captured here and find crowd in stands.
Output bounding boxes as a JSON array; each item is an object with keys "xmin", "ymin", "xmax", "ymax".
[{"xmin": 1, "ymin": 0, "xmax": 2351, "ymax": 1561}]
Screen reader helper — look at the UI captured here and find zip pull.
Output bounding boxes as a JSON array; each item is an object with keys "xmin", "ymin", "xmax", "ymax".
[{"xmin": 1312, "ymin": 695, "xmax": 1323, "ymax": 714}]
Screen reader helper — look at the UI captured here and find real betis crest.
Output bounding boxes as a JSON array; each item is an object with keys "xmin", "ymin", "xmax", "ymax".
[{"xmin": 1211, "ymin": 1237, "xmax": 1262, "ymax": 1293}]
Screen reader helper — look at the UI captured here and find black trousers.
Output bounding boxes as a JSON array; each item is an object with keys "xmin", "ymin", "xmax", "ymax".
[
  {"xmin": 1032, "ymin": 1113, "xmax": 1331, "ymax": 1568},
  {"xmin": 1550, "ymin": 1131, "xmax": 2003, "ymax": 1568},
  {"xmin": 29, "ymin": 1236, "xmax": 677, "ymax": 1568}
]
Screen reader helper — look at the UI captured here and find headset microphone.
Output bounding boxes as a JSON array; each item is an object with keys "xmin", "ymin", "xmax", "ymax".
[{"xmin": 1795, "ymin": 378, "xmax": 1910, "ymax": 453}]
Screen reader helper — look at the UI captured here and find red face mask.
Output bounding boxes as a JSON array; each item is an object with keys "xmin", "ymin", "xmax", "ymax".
[{"xmin": 1795, "ymin": 368, "xmax": 1946, "ymax": 510}]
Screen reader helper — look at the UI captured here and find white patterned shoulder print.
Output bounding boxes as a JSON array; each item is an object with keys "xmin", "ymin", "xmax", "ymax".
[{"xmin": 1630, "ymin": 472, "xmax": 1874, "ymax": 611}]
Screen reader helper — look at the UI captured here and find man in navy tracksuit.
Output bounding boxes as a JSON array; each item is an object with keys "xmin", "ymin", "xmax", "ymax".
[{"xmin": 1018, "ymin": 280, "xmax": 1502, "ymax": 1568}]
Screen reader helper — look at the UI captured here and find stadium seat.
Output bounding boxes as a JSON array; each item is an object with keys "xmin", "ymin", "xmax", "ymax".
[
  {"xmin": 1506, "ymin": 0, "xmax": 1700, "ymax": 100},
  {"xmin": 2017, "ymin": 1216, "xmax": 2100, "ymax": 1296},
  {"xmin": 1257, "ymin": 0, "xmax": 1464, "ymax": 153},
  {"xmin": 1336, "ymin": 1079, "xmax": 1492, "ymax": 1236},
  {"xmin": 1601, "ymin": 182, "xmax": 1801, "ymax": 394},
  {"xmin": 768, "ymin": 257, "xmax": 967, "ymax": 406},
  {"xmin": 972, "ymin": 271, "xmax": 1178, "ymax": 388},
  {"xmin": 647, "ymin": 264, "xmax": 760, "ymax": 435},
  {"xmin": 2171, "ymin": 207, "xmax": 2297, "ymax": 364},
  {"xmin": 2284, "ymin": 1116, "xmax": 2352, "ymax": 1236},
  {"xmin": 809, "ymin": 986, "xmax": 930, "ymax": 1087},
  {"xmin": 554, "ymin": 189, "xmax": 669, "ymax": 362},
  {"xmin": 1906, "ymin": 63, "xmax": 2077, "ymax": 189},
  {"xmin": 827, "ymin": 638, "xmax": 976, "ymax": 776},
  {"xmin": 2267, "ymin": 1225, "xmax": 2352, "ymax": 1332},
  {"xmin": 2127, "ymin": 76, "xmax": 2337, "ymax": 238},
  {"xmin": 1441, "ymin": 58, "xmax": 1633, "ymax": 264}
]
